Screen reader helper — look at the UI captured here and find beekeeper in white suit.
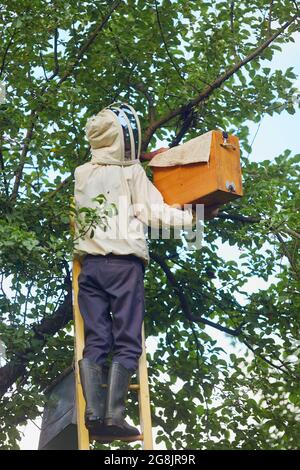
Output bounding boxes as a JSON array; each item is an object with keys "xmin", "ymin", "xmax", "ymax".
[{"xmin": 74, "ymin": 102, "xmax": 209, "ymax": 440}]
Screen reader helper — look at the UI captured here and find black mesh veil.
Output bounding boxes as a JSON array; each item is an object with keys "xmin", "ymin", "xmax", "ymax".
[{"xmin": 107, "ymin": 102, "xmax": 141, "ymax": 162}]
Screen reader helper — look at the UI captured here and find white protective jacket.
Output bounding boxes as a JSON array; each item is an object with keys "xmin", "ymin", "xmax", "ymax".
[{"xmin": 74, "ymin": 108, "xmax": 193, "ymax": 266}]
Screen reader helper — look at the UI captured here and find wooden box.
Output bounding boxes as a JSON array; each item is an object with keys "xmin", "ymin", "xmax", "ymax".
[
  {"xmin": 151, "ymin": 130, "xmax": 243, "ymax": 207},
  {"xmin": 38, "ymin": 368, "xmax": 78, "ymax": 450}
]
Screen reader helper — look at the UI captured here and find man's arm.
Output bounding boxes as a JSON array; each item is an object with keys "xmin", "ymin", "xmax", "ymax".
[{"xmin": 131, "ymin": 163, "xmax": 193, "ymax": 229}]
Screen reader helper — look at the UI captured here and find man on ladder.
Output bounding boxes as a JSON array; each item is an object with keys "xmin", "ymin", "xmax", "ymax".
[{"xmin": 73, "ymin": 102, "xmax": 194, "ymax": 441}]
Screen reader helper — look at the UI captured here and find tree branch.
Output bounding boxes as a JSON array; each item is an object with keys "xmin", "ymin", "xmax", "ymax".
[
  {"xmin": 47, "ymin": 27, "xmax": 59, "ymax": 81},
  {"xmin": 170, "ymin": 109, "xmax": 195, "ymax": 147},
  {"xmin": 57, "ymin": 0, "xmax": 122, "ymax": 87},
  {"xmin": 154, "ymin": 0, "xmax": 186, "ymax": 86},
  {"xmin": 39, "ymin": 27, "xmax": 59, "ymax": 81},
  {"xmin": 0, "ymin": 285, "xmax": 72, "ymax": 398},
  {"xmin": 268, "ymin": 0, "xmax": 275, "ymax": 35},
  {"xmin": 272, "ymin": 230, "xmax": 300, "ymax": 280},
  {"xmin": 0, "ymin": 135, "xmax": 9, "ymax": 198},
  {"xmin": 217, "ymin": 212, "xmax": 299, "ymax": 277},
  {"xmin": 292, "ymin": 0, "xmax": 299, "ymax": 12},
  {"xmin": 217, "ymin": 211, "xmax": 300, "ymax": 240},
  {"xmin": 229, "ymin": 1, "xmax": 240, "ymax": 61},
  {"xmin": 39, "ymin": 50, "xmax": 48, "ymax": 81},
  {"xmin": 142, "ymin": 12, "xmax": 299, "ymax": 149},
  {"xmin": 130, "ymin": 82, "xmax": 156, "ymax": 125},
  {"xmin": 107, "ymin": 26, "xmax": 155, "ymax": 120},
  {"xmin": 217, "ymin": 211, "xmax": 261, "ymax": 224},
  {"xmin": 282, "ymin": 227, "xmax": 300, "ymax": 240},
  {"xmin": 218, "ymin": 211, "xmax": 299, "ymax": 234},
  {"xmin": 230, "ymin": 1, "xmax": 235, "ymax": 33},
  {"xmin": 150, "ymin": 251, "xmax": 244, "ymax": 336},
  {"xmin": 0, "ymin": 28, "xmax": 16, "ymax": 78},
  {"xmin": 9, "ymin": 110, "xmax": 37, "ymax": 205},
  {"xmin": 242, "ymin": 337, "xmax": 295, "ymax": 378},
  {"xmin": 8, "ymin": 1, "xmax": 122, "ymax": 206}
]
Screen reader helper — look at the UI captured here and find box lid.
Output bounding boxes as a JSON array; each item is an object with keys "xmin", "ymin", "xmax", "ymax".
[{"xmin": 148, "ymin": 130, "xmax": 213, "ymax": 167}]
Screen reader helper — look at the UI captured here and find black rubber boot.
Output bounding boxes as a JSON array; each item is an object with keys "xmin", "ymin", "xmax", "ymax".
[
  {"xmin": 104, "ymin": 362, "xmax": 140, "ymax": 438},
  {"xmin": 78, "ymin": 358, "xmax": 106, "ymax": 433},
  {"xmin": 88, "ymin": 364, "xmax": 116, "ymax": 443}
]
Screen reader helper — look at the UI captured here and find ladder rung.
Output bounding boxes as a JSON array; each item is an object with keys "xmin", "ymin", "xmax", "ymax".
[
  {"xmin": 91, "ymin": 434, "xmax": 144, "ymax": 443},
  {"xmin": 129, "ymin": 384, "xmax": 140, "ymax": 390},
  {"xmin": 101, "ymin": 384, "xmax": 140, "ymax": 390}
]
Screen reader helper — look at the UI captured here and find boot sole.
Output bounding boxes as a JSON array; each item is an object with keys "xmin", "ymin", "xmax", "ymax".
[
  {"xmin": 90, "ymin": 423, "xmax": 141, "ymax": 443},
  {"xmin": 104, "ymin": 422, "xmax": 140, "ymax": 438},
  {"xmin": 91, "ymin": 433, "xmax": 142, "ymax": 443}
]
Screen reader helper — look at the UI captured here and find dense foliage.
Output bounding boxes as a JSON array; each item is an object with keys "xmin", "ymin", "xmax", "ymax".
[{"xmin": 0, "ymin": 0, "xmax": 299, "ymax": 449}]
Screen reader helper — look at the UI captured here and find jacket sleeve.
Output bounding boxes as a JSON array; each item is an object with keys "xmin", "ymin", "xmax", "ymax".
[{"xmin": 131, "ymin": 164, "xmax": 193, "ymax": 228}]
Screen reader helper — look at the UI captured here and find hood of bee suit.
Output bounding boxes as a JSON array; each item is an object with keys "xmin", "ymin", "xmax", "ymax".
[{"xmin": 85, "ymin": 102, "xmax": 142, "ymax": 166}]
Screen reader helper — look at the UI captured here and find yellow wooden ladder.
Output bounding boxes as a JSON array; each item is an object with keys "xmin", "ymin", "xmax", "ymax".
[{"xmin": 72, "ymin": 256, "xmax": 153, "ymax": 450}]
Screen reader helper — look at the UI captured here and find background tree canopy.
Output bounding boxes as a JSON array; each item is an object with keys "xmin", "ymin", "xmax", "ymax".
[{"xmin": 0, "ymin": 0, "xmax": 299, "ymax": 450}]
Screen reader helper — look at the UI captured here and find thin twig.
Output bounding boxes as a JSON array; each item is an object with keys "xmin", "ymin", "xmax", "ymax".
[
  {"xmin": 243, "ymin": 338, "xmax": 295, "ymax": 378},
  {"xmin": 273, "ymin": 230, "xmax": 300, "ymax": 280},
  {"xmin": 0, "ymin": 135, "xmax": 9, "ymax": 198},
  {"xmin": 0, "ymin": 28, "xmax": 16, "ymax": 78},
  {"xmin": 268, "ymin": 0, "xmax": 275, "ymax": 35}
]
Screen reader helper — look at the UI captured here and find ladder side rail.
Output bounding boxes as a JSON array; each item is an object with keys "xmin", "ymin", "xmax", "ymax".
[{"xmin": 137, "ymin": 324, "xmax": 153, "ymax": 450}]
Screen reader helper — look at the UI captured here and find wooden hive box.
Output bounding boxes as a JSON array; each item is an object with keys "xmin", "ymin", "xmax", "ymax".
[
  {"xmin": 38, "ymin": 368, "xmax": 78, "ymax": 450},
  {"xmin": 150, "ymin": 130, "xmax": 243, "ymax": 207}
]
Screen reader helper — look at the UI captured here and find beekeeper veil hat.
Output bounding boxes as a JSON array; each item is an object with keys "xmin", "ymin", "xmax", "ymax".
[{"xmin": 85, "ymin": 102, "xmax": 142, "ymax": 166}]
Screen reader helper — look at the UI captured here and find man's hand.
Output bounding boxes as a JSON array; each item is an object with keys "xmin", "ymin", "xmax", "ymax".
[
  {"xmin": 140, "ymin": 147, "xmax": 169, "ymax": 161},
  {"xmin": 204, "ymin": 204, "xmax": 220, "ymax": 220},
  {"xmin": 191, "ymin": 204, "xmax": 220, "ymax": 223}
]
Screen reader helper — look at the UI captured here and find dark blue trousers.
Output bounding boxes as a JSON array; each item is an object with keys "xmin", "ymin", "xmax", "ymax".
[{"xmin": 78, "ymin": 253, "xmax": 145, "ymax": 372}]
